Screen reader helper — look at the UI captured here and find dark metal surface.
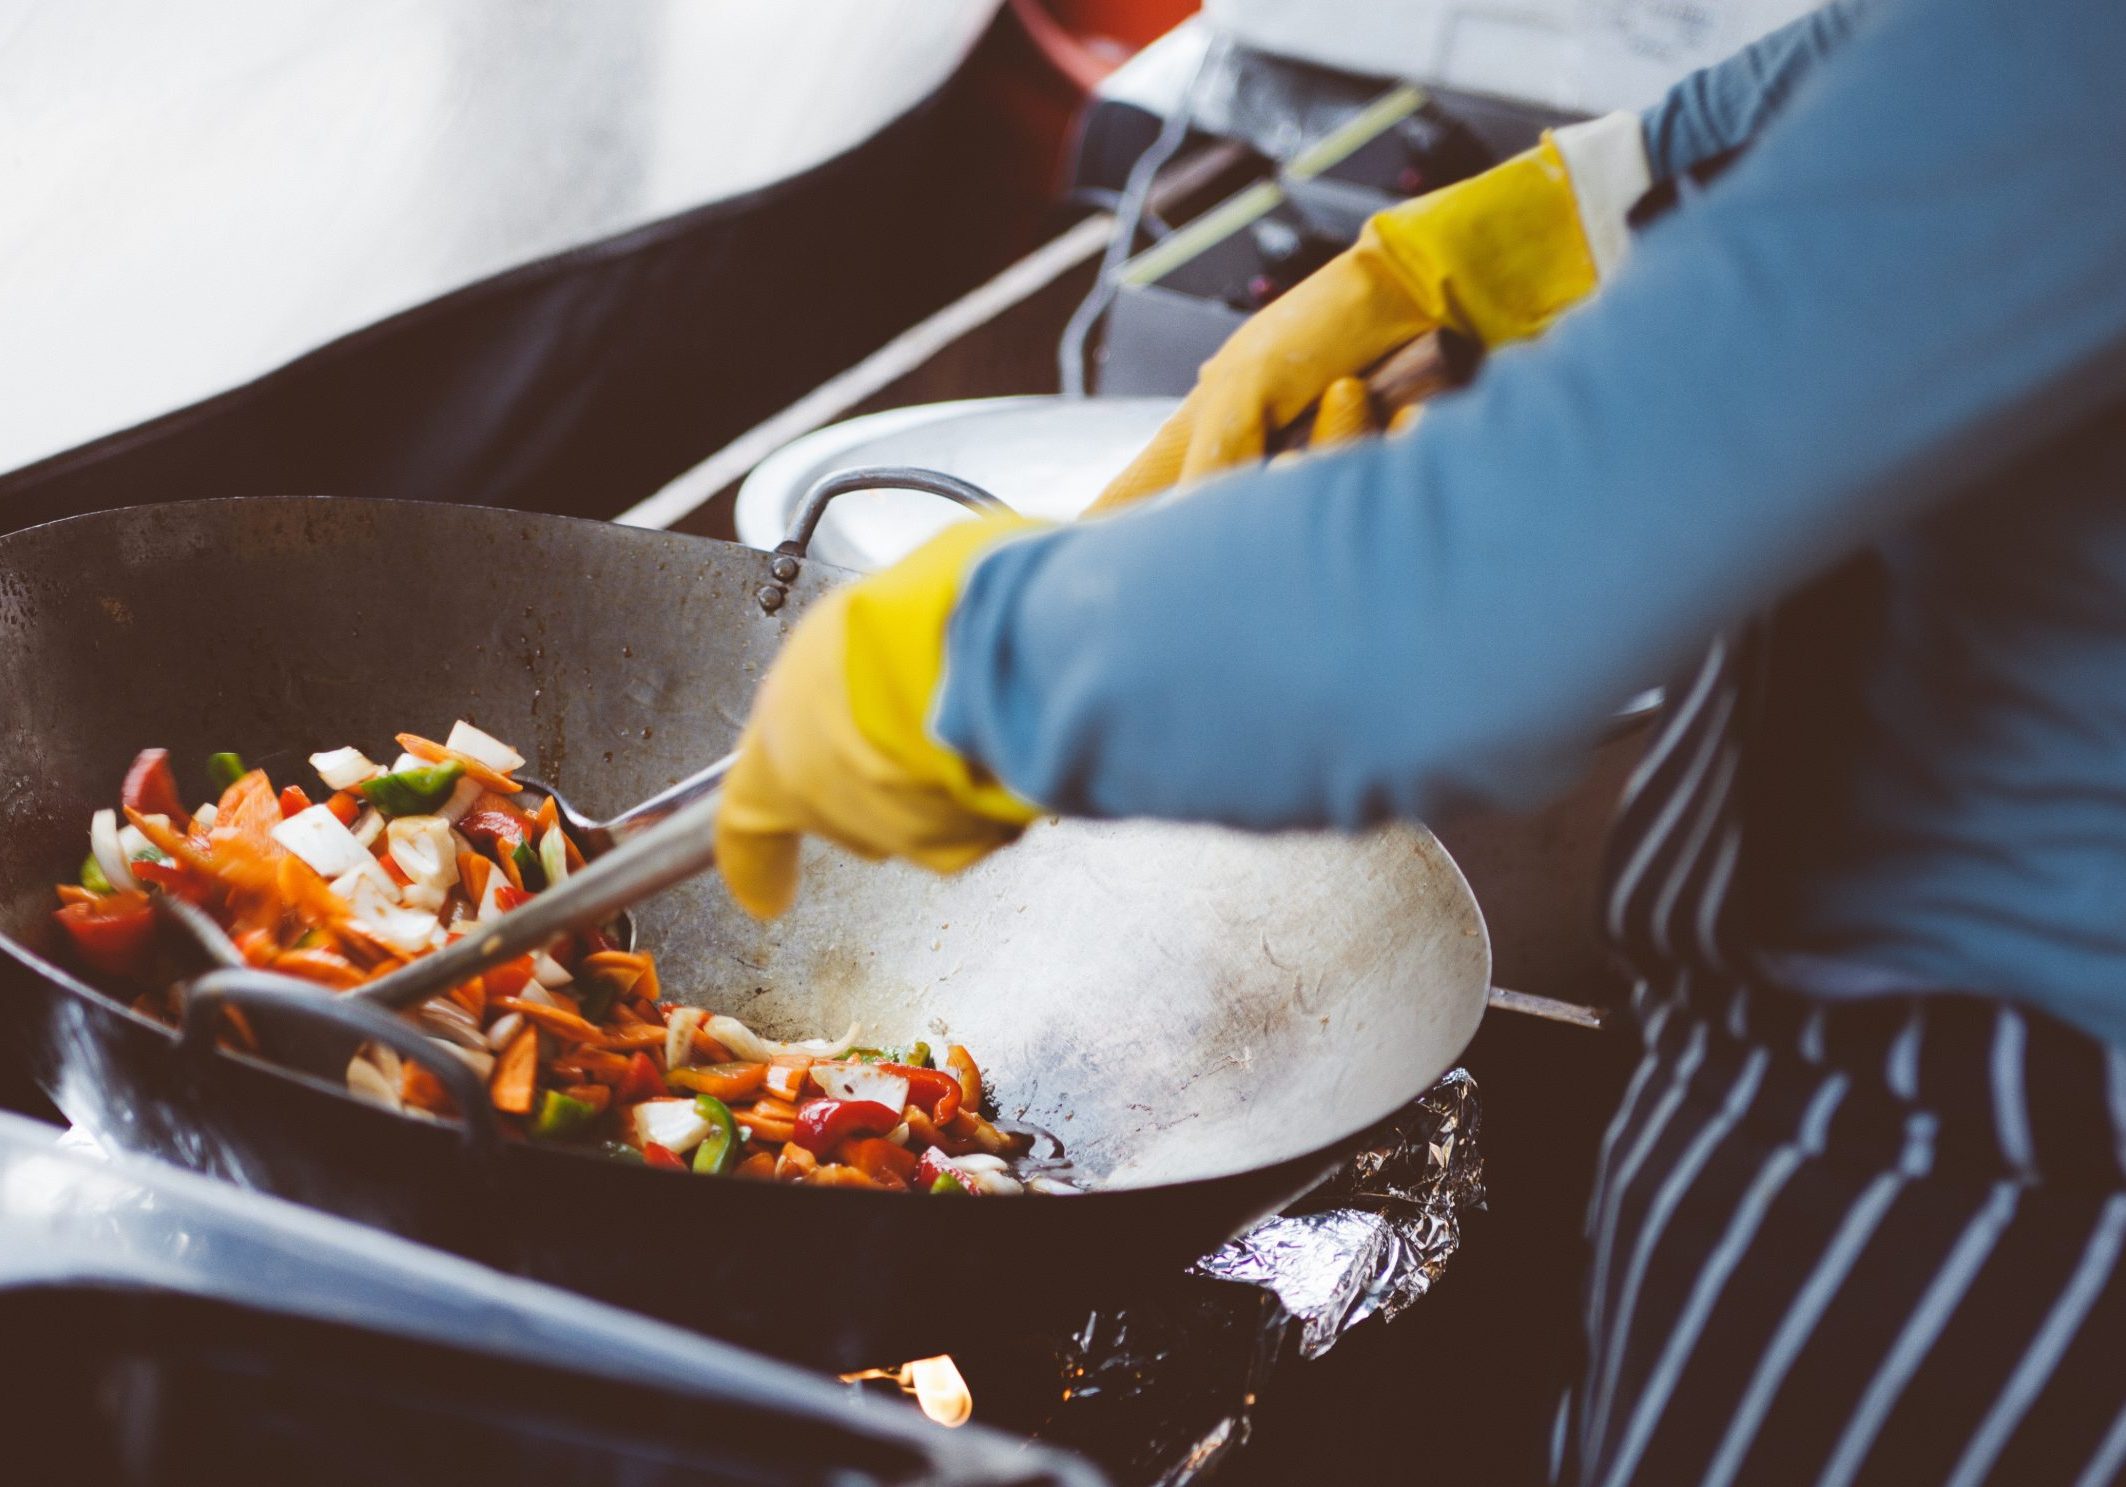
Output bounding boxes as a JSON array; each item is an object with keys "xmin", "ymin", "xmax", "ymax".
[{"xmin": 0, "ymin": 496, "xmax": 1488, "ymax": 1365}]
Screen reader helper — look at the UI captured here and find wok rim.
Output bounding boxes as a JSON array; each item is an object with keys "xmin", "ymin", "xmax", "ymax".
[{"xmin": 0, "ymin": 493, "xmax": 1493, "ymax": 1204}]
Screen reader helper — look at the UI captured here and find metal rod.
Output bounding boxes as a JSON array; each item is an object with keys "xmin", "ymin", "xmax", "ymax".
[{"xmin": 1487, "ymin": 985, "xmax": 1609, "ymax": 1030}]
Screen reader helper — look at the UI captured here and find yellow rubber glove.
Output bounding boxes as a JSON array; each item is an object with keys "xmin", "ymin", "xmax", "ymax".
[
  {"xmin": 1088, "ymin": 133, "xmax": 1599, "ymax": 515},
  {"xmin": 716, "ymin": 516, "xmax": 1048, "ymax": 920}
]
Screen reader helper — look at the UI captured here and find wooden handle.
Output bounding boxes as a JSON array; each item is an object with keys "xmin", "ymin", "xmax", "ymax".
[{"xmin": 1273, "ymin": 329, "xmax": 1473, "ymax": 453}]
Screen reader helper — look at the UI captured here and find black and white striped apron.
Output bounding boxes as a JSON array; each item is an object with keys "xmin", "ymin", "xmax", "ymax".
[{"xmin": 1553, "ymin": 622, "xmax": 2126, "ymax": 1487}]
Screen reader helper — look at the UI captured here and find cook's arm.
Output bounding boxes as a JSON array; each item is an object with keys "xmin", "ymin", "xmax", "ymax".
[
  {"xmin": 1640, "ymin": 0, "xmax": 1875, "ymax": 185},
  {"xmin": 934, "ymin": 0, "xmax": 2126, "ymax": 831}
]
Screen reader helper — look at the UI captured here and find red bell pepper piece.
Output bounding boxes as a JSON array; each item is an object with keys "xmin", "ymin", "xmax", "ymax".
[
  {"xmin": 641, "ymin": 1141, "xmax": 687, "ymax": 1171},
  {"xmin": 916, "ymin": 1147, "xmax": 974, "ymax": 1193},
  {"xmin": 494, "ymin": 886, "xmax": 535, "ymax": 913},
  {"xmin": 793, "ymin": 1098, "xmax": 901, "ymax": 1156},
  {"xmin": 278, "ymin": 784, "xmax": 312, "ymax": 818},
  {"xmin": 53, "ymin": 890, "xmax": 158, "ymax": 979},
  {"xmin": 456, "ymin": 806, "xmax": 532, "ymax": 854},
  {"xmin": 484, "ymin": 954, "xmax": 536, "ymax": 1002},
  {"xmin": 121, "ymin": 749, "xmax": 187, "ymax": 822},
  {"xmin": 616, "ymin": 1051, "xmax": 665, "ymax": 1105},
  {"xmin": 131, "ymin": 856, "xmax": 210, "ymax": 905},
  {"xmin": 881, "ymin": 1064, "xmax": 962, "ymax": 1124}
]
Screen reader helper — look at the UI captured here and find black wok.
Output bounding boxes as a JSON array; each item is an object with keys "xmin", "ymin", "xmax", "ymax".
[{"xmin": 0, "ymin": 495, "xmax": 1489, "ymax": 1367}]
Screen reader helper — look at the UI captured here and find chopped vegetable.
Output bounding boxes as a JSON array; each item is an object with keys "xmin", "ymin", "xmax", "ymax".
[
  {"xmin": 792, "ymin": 1098, "xmax": 901, "ymax": 1156},
  {"xmin": 79, "ymin": 854, "xmax": 114, "ymax": 895},
  {"xmin": 691, "ymin": 1096, "xmax": 740, "ymax": 1175},
  {"xmin": 90, "ymin": 809, "xmax": 141, "ymax": 893},
  {"xmin": 53, "ymin": 890, "xmax": 157, "ymax": 978},
  {"xmin": 633, "ymin": 1098, "xmax": 712, "ymax": 1156},
  {"xmin": 532, "ymin": 1088, "xmax": 599, "ymax": 1140},
  {"xmin": 386, "ymin": 815, "xmax": 459, "ymax": 891},
  {"xmin": 509, "ymin": 840, "xmax": 544, "ymax": 891},
  {"xmin": 538, "ymin": 824, "xmax": 570, "ymax": 887},
  {"xmin": 615, "ymin": 1051, "xmax": 665, "ymax": 1105},
  {"xmin": 121, "ymin": 750, "xmax": 187, "ymax": 822},
  {"xmin": 642, "ymin": 1142, "xmax": 687, "ymax": 1172},
  {"xmin": 808, "ymin": 1062, "xmax": 911, "ymax": 1113},
  {"xmin": 359, "ymin": 760, "xmax": 466, "ymax": 818},
  {"xmin": 443, "ymin": 720, "xmax": 525, "ymax": 774},
  {"xmin": 703, "ymin": 1014, "xmax": 858, "ymax": 1064},
  {"xmin": 490, "ymin": 1024, "xmax": 539, "ymax": 1116},
  {"xmin": 207, "ymin": 751, "xmax": 248, "ymax": 792},
  {"xmin": 270, "ymin": 804, "xmax": 373, "ymax": 879},
  {"xmin": 308, "ymin": 747, "xmax": 381, "ymax": 791},
  {"xmin": 930, "ymin": 1172, "xmax": 972, "ymax": 1195},
  {"xmin": 666, "ymin": 1061, "xmax": 767, "ymax": 1102}
]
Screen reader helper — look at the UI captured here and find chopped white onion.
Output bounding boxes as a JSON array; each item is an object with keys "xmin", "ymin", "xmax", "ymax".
[
  {"xmin": 399, "ymin": 882, "xmax": 447, "ymax": 913},
  {"xmin": 809, "ymin": 1063, "xmax": 909, "ymax": 1112},
  {"xmin": 419, "ymin": 1000, "xmax": 484, "ymax": 1048},
  {"xmin": 950, "ymin": 1153, "xmax": 1010, "ymax": 1173},
  {"xmin": 529, "ymin": 949, "xmax": 573, "ymax": 989},
  {"xmin": 387, "ymin": 815, "xmax": 458, "ymax": 890},
  {"xmin": 763, "ymin": 1063, "xmax": 809, "ymax": 1101},
  {"xmin": 430, "ymin": 1037, "xmax": 495, "ymax": 1079},
  {"xmin": 484, "ymin": 1011, "xmax": 526, "ymax": 1049},
  {"xmin": 704, "ymin": 1015, "xmax": 858, "ymax": 1064},
  {"xmin": 438, "ymin": 776, "xmax": 483, "ymax": 825},
  {"xmin": 517, "ymin": 982, "xmax": 558, "ymax": 1008},
  {"xmin": 538, "ymin": 824, "xmax": 570, "ymax": 887},
  {"xmin": 666, "ymin": 1007, "xmax": 708, "ymax": 1071},
  {"xmin": 349, "ymin": 808, "xmax": 386, "ymax": 848},
  {"xmin": 345, "ymin": 1055, "xmax": 401, "ymax": 1112},
  {"xmin": 89, "ymin": 809, "xmax": 141, "ymax": 892},
  {"xmin": 965, "ymin": 1168, "xmax": 1025, "ymax": 1196},
  {"xmin": 271, "ymin": 805, "xmax": 372, "ymax": 879},
  {"xmin": 309, "ymin": 747, "xmax": 383, "ymax": 790},
  {"xmin": 446, "ymin": 720, "xmax": 525, "ymax": 773},
  {"xmin": 1025, "ymin": 1176, "xmax": 1083, "ymax": 1195},
  {"xmin": 633, "ymin": 1099, "xmax": 711, "ymax": 1155},
  {"xmin": 330, "ymin": 857, "xmax": 398, "ymax": 905},
  {"xmin": 390, "ymin": 752, "xmax": 425, "ymax": 775},
  {"xmin": 192, "ymin": 801, "xmax": 218, "ymax": 829},
  {"xmin": 117, "ymin": 823, "xmax": 156, "ymax": 862},
  {"xmin": 340, "ymin": 871, "xmax": 440, "ymax": 954},
  {"xmin": 476, "ymin": 865, "xmax": 510, "ymax": 923}
]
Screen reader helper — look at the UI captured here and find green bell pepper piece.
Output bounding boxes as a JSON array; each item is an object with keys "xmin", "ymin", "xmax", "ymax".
[
  {"xmin": 907, "ymin": 1041, "xmax": 933, "ymax": 1070},
  {"xmin": 79, "ymin": 854, "xmax": 114, "ymax": 895},
  {"xmin": 510, "ymin": 840, "xmax": 546, "ymax": 892},
  {"xmin": 929, "ymin": 1171, "xmax": 971, "ymax": 1195},
  {"xmin": 206, "ymin": 751, "xmax": 247, "ymax": 792},
  {"xmin": 692, "ymin": 1095, "xmax": 740, "ymax": 1175},
  {"xmin": 358, "ymin": 760, "xmax": 465, "ymax": 817},
  {"xmin": 532, "ymin": 1088, "xmax": 598, "ymax": 1140}
]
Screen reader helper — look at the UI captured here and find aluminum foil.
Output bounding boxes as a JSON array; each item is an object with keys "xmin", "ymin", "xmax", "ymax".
[
  {"xmin": 1194, "ymin": 1066, "xmax": 1485, "ymax": 1358},
  {"xmin": 1012, "ymin": 1070, "xmax": 1485, "ymax": 1484}
]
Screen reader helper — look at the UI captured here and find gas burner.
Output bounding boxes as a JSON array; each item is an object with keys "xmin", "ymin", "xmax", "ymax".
[{"xmin": 847, "ymin": 1071, "xmax": 1484, "ymax": 1485}]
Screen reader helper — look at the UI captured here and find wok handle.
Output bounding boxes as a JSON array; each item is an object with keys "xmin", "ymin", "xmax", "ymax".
[
  {"xmin": 181, "ymin": 968, "xmax": 503, "ymax": 1148},
  {"xmin": 775, "ymin": 466, "xmax": 1016, "ymax": 560}
]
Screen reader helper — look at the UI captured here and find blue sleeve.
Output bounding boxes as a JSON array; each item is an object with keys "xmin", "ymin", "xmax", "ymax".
[
  {"xmin": 1640, "ymin": 0, "xmax": 1873, "ymax": 182},
  {"xmin": 935, "ymin": 0, "xmax": 2126, "ymax": 832}
]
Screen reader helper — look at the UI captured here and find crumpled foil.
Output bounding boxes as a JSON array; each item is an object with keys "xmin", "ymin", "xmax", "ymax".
[
  {"xmin": 1008, "ymin": 1070, "xmax": 1485, "ymax": 1484},
  {"xmin": 1194, "ymin": 1066, "xmax": 1486, "ymax": 1358}
]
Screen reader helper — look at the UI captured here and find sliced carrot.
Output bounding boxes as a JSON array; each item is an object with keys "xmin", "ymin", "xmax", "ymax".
[
  {"xmin": 378, "ymin": 852, "xmax": 413, "ymax": 887},
  {"xmin": 325, "ymin": 791, "xmax": 363, "ymax": 826},
  {"xmin": 666, "ymin": 1061, "xmax": 767, "ymax": 1102},
  {"xmin": 457, "ymin": 852, "xmax": 492, "ymax": 911},
  {"xmin": 492, "ymin": 995, "xmax": 600, "ymax": 1043},
  {"xmin": 581, "ymin": 949, "xmax": 648, "ymax": 995},
  {"xmin": 735, "ymin": 1152, "xmax": 777, "ymax": 1181},
  {"xmin": 219, "ymin": 1004, "xmax": 261, "ymax": 1055},
  {"xmin": 550, "ymin": 1048, "xmax": 632, "ymax": 1085},
  {"xmin": 739, "ymin": 1097, "xmax": 799, "ymax": 1146},
  {"xmin": 490, "ymin": 1024, "xmax": 538, "ymax": 1115},
  {"xmin": 944, "ymin": 1044, "xmax": 982, "ymax": 1112},
  {"xmin": 610, "ymin": 1000, "xmax": 648, "ymax": 1026},
  {"xmin": 397, "ymin": 733, "xmax": 522, "ymax": 794},
  {"xmin": 839, "ymin": 1136, "xmax": 918, "ymax": 1188},
  {"xmin": 233, "ymin": 927, "xmax": 278, "ymax": 967},
  {"xmin": 449, "ymin": 976, "xmax": 486, "ymax": 1020},
  {"xmin": 807, "ymin": 1163, "xmax": 884, "ymax": 1190},
  {"xmin": 596, "ymin": 1023, "xmax": 667, "ymax": 1052},
  {"xmin": 690, "ymin": 1027, "xmax": 736, "ymax": 1065},
  {"xmin": 402, "ymin": 1061, "xmax": 454, "ymax": 1115},
  {"xmin": 272, "ymin": 947, "xmax": 366, "ymax": 990},
  {"xmin": 534, "ymin": 794, "xmax": 560, "ymax": 834},
  {"xmin": 559, "ymin": 1082, "xmax": 612, "ymax": 1117},
  {"xmin": 496, "ymin": 845, "xmax": 525, "ymax": 891},
  {"xmin": 484, "ymin": 955, "xmax": 535, "ymax": 1001},
  {"xmin": 774, "ymin": 1141, "xmax": 818, "ymax": 1182},
  {"xmin": 54, "ymin": 884, "xmax": 100, "ymax": 907}
]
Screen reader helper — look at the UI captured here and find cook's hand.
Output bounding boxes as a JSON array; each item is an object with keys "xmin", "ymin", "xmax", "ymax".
[
  {"xmin": 716, "ymin": 517, "xmax": 1048, "ymax": 919},
  {"xmin": 1089, "ymin": 121, "xmax": 1640, "ymax": 515}
]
